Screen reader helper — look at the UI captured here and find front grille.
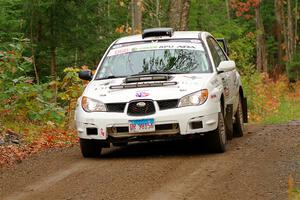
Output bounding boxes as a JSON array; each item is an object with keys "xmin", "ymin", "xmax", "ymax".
[
  {"xmin": 157, "ymin": 99, "xmax": 179, "ymax": 110},
  {"xmin": 106, "ymin": 103, "xmax": 126, "ymax": 112},
  {"xmin": 127, "ymin": 100, "xmax": 155, "ymax": 116},
  {"xmin": 106, "ymin": 123, "xmax": 180, "ymax": 137}
]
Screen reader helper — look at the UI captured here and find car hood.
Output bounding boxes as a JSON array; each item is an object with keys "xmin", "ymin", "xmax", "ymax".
[{"xmin": 83, "ymin": 74, "xmax": 215, "ymax": 103}]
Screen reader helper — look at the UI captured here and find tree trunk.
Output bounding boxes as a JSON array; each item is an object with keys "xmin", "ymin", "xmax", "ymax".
[
  {"xmin": 50, "ymin": 2, "xmax": 57, "ymax": 80},
  {"xmin": 287, "ymin": 0, "xmax": 294, "ymax": 60},
  {"xmin": 274, "ymin": 0, "xmax": 285, "ymax": 74},
  {"xmin": 225, "ymin": 0, "xmax": 231, "ymax": 20},
  {"xmin": 30, "ymin": 2, "xmax": 39, "ymax": 84},
  {"xmin": 255, "ymin": 5, "xmax": 268, "ymax": 73},
  {"xmin": 169, "ymin": 0, "xmax": 182, "ymax": 30},
  {"xmin": 50, "ymin": 46, "xmax": 56, "ymax": 79},
  {"xmin": 179, "ymin": 0, "xmax": 191, "ymax": 30},
  {"xmin": 169, "ymin": 0, "xmax": 191, "ymax": 31},
  {"xmin": 131, "ymin": 0, "xmax": 143, "ymax": 34},
  {"xmin": 295, "ymin": 0, "xmax": 298, "ymax": 54},
  {"xmin": 155, "ymin": 0, "xmax": 161, "ymax": 27}
]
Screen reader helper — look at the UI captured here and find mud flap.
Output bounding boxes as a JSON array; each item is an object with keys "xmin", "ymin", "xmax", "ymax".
[
  {"xmin": 225, "ymin": 104, "xmax": 233, "ymax": 140},
  {"xmin": 242, "ymin": 97, "xmax": 248, "ymax": 123}
]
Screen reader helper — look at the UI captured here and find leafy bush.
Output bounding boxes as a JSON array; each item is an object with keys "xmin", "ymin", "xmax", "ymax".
[
  {"xmin": 0, "ymin": 77, "xmax": 65, "ymax": 124},
  {"xmin": 58, "ymin": 67, "xmax": 86, "ymax": 125},
  {"xmin": 0, "ymin": 38, "xmax": 65, "ymax": 124},
  {"xmin": 242, "ymin": 72, "xmax": 300, "ymax": 123},
  {"xmin": 228, "ymin": 31, "xmax": 256, "ymax": 74}
]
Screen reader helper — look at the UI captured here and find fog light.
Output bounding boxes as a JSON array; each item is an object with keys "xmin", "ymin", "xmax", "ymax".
[{"xmin": 190, "ymin": 121, "xmax": 203, "ymax": 129}]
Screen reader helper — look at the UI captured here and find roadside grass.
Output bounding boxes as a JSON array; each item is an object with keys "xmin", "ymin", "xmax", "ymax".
[
  {"xmin": 288, "ymin": 175, "xmax": 300, "ymax": 200},
  {"xmin": 0, "ymin": 120, "xmax": 41, "ymax": 144},
  {"xmin": 263, "ymin": 98, "xmax": 300, "ymax": 124},
  {"xmin": 288, "ymin": 143, "xmax": 300, "ymax": 200}
]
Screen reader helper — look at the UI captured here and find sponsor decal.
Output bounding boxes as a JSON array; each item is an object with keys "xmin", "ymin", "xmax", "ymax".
[
  {"xmin": 100, "ymin": 128, "xmax": 105, "ymax": 137},
  {"xmin": 108, "ymin": 43, "xmax": 204, "ymax": 57},
  {"xmin": 224, "ymin": 87, "xmax": 230, "ymax": 97},
  {"xmin": 136, "ymin": 91, "xmax": 150, "ymax": 97},
  {"xmin": 132, "ymin": 45, "xmax": 158, "ymax": 51},
  {"xmin": 210, "ymin": 94, "xmax": 217, "ymax": 99},
  {"xmin": 107, "ymin": 47, "xmax": 130, "ymax": 57}
]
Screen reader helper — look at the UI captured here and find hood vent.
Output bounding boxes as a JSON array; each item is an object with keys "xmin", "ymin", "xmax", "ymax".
[
  {"xmin": 110, "ymin": 81, "xmax": 177, "ymax": 89},
  {"xmin": 125, "ymin": 75, "xmax": 170, "ymax": 83}
]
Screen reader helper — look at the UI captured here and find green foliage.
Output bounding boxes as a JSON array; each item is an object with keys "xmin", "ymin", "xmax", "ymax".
[
  {"xmin": 189, "ymin": 0, "xmax": 256, "ymax": 73},
  {"xmin": 0, "ymin": 0, "xmax": 24, "ymax": 47},
  {"xmin": 1, "ymin": 77, "xmax": 65, "ymax": 123},
  {"xmin": 21, "ymin": 0, "xmax": 129, "ymax": 78},
  {"xmin": 58, "ymin": 67, "xmax": 85, "ymax": 124},
  {"xmin": 0, "ymin": 38, "xmax": 32, "ymax": 79},
  {"xmin": 0, "ymin": 39, "xmax": 63, "ymax": 124},
  {"xmin": 227, "ymin": 30, "xmax": 256, "ymax": 73}
]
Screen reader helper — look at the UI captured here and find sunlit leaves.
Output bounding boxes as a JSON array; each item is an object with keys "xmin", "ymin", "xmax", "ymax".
[
  {"xmin": 0, "ymin": 127, "xmax": 77, "ymax": 167},
  {"xmin": 231, "ymin": 0, "xmax": 261, "ymax": 19}
]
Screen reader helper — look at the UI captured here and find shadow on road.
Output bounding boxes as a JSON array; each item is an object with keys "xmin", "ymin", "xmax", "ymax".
[{"xmin": 100, "ymin": 138, "xmax": 215, "ymax": 159}]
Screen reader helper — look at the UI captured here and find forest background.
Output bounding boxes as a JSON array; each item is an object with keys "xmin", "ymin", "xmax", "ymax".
[{"xmin": 0, "ymin": 0, "xmax": 300, "ymax": 168}]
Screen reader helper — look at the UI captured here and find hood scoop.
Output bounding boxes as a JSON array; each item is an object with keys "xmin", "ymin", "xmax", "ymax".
[
  {"xmin": 109, "ymin": 74, "xmax": 176, "ymax": 89},
  {"xmin": 125, "ymin": 75, "xmax": 171, "ymax": 83},
  {"xmin": 110, "ymin": 81, "xmax": 177, "ymax": 89}
]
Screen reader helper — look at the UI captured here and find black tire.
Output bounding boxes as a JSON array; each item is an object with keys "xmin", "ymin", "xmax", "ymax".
[
  {"xmin": 80, "ymin": 138, "xmax": 102, "ymax": 158},
  {"xmin": 225, "ymin": 105, "xmax": 233, "ymax": 140},
  {"xmin": 233, "ymin": 96, "xmax": 245, "ymax": 137},
  {"xmin": 208, "ymin": 112, "xmax": 227, "ymax": 153}
]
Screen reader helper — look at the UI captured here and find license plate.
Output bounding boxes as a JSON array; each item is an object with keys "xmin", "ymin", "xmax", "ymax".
[{"xmin": 129, "ymin": 118, "xmax": 155, "ymax": 133}]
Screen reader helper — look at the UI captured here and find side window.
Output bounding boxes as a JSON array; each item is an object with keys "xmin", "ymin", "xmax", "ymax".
[
  {"xmin": 210, "ymin": 38, "xmax": 227, "ymax": 61},
  {"xmin": 207, "ymin": 38, "xmax": 221, "ymax": 67}
]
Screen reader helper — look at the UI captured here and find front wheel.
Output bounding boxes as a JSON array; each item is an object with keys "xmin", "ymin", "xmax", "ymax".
[
  {"xmin": 208, "ymin": 112, "xmax": 227, "ymax": 153},
  {"xmin": 80, "ymin": 138, "xmax": 102, "ymax": 158}
]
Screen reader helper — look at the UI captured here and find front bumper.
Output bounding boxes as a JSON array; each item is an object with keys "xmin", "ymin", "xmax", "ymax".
[{"xmin": 75, "ymin": 101, "xmax": 219, "ymax": 141}]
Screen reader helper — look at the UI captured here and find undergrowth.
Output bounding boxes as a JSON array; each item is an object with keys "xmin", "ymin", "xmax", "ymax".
[
  {"xmin": 242, "ymin": 73, "xmax": 300, "ymax": 124},
  {"xmin": 288, "ymin": 176, "xmax": 300, "ymax": 200}
]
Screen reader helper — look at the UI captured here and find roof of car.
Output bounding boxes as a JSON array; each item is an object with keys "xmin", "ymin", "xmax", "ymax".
[{"xmin": 115, "ymin": 31, "xmax": 206, "ymax": 44}]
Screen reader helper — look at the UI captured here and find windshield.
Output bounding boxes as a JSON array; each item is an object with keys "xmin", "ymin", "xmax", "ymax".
[{"xmin": 95, "ymin": 42, "xmax": 211, "ymax": 80}]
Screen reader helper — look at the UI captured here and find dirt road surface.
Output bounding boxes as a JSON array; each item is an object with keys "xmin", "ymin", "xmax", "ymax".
[{"xmin": 1, "ymin": 123, "xmax": 300, "ymax": 200}]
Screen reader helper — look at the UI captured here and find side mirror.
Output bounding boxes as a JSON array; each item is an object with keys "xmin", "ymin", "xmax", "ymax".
[
  {"xmin": 79, "ymin": 70, "xmax": 93, "ymax": 81},
  {"xmin": 217, "ymin": 60, "xmax": 236, "ymax": 73}
]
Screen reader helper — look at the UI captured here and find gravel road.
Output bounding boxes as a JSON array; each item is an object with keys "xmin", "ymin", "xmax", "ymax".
[{"xmin": 1, "ymin": 123, "xmax": 299, "ymax": 200}]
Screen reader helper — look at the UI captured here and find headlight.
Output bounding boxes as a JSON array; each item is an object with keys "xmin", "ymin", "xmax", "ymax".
[
  {"xmin": 178, "ymin": 89, "xmax": 208, "ymax": 107},
  {"xmin": 81, "ymin": 96, "xmax": 106, "ymax": 112}
]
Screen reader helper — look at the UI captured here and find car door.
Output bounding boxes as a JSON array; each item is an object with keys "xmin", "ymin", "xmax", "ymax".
[{"xmin": 207, "ymin": 37, "xmax": 237, "ymax": 105}]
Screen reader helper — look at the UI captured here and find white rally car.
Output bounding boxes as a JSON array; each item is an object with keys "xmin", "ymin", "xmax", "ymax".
[{"xmin": 75, "ymin": 28, "xmax": 248, "ymax": 157}]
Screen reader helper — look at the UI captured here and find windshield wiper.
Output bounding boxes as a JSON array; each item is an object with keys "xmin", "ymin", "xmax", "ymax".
[{"xmin": 96, "ymin": 75, "xmax": 126, "ymax": 80}]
